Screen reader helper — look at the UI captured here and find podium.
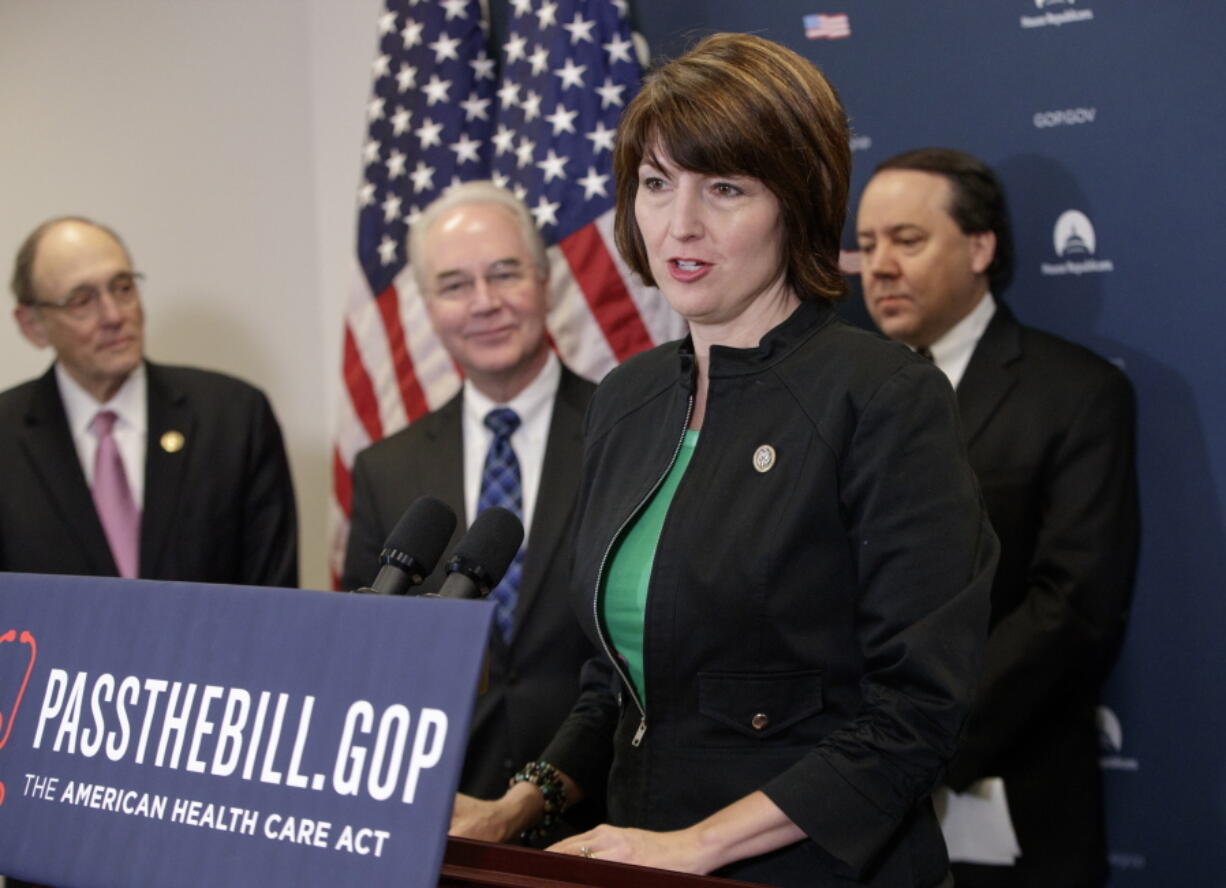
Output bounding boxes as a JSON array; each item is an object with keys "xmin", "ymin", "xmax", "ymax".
[{"xmin": 440, "ymin": 838, "xmax": 766, "ymax": 887}]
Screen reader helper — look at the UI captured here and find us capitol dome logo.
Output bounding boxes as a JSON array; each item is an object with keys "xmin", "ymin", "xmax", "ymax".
[{"xmin": 1041, "ymin": 210, "xmax": 1115, "ymax": 276}]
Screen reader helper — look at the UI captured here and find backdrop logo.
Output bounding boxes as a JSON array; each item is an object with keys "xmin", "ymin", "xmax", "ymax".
[
  {"xmin": 1041, "ymin": 210, "xmax": 1115, "ymax": 276},
  {"xmin": 850, "ymin": 134, "xmax": 872, "ymax": 152},
  {"xmin": 0, "ymin": 629, "xmax": 39, "ymax": 806},
  {"xmin": 1097, "ymin": 705, "xmax": 1139, "ymax": 771},
  {"xmin": 1033, "ymin": 107, "xmax": 1097, "ymax": 128},
  {"xmin": 1021, "ymin": 0, "xmax": 1094, "ymax": 28},
  {"xmin": 804, "ymin": 13, "xmax": 851, "ymax": 39}
]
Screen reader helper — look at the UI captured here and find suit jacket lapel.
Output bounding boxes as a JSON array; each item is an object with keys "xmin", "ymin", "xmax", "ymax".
[
  {"xmin": 141, "ymin": 363, "xmax": 194, "ymax": 577},
  {"xmin": 18, "ymin": 367, "xmax": 117, "ymax": 574},
  {"xmin": 512, "ymin": 366, "xmax": 587, "ymax": 636},
  {"xmin": 957, "ymin": 302, "xmax": 1023, "ymax": 447}
]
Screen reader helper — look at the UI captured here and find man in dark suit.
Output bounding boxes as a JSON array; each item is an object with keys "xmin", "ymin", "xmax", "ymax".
[
  {"xmin": 1, "ymin": 216, "xmax": 298, "ymax": 587},
  {"xmin": 342, "ymin": 182, "xmax": 597, "ymax": 826},
  {"xmin": 857, "ymin": 149, "xmax": 1139, "ymax": 888}
]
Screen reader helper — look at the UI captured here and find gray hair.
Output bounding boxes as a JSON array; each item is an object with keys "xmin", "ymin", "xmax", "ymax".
[
  {"xmin": 11, "ymin": 216, "xmax": 131, "ymax": 305},
  {"xmin": 408, "ymin": 181, "xmax": 549, "ymax": 294}
]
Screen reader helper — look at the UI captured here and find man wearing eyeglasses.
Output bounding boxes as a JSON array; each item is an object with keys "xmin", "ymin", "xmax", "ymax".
[
  {"xmin": 0, "ymin": 216, "xmax": 298, "ymax": 587},
  {"xmin": 341, "ymin": 182, "xmax": 599, "ymax": 837}
]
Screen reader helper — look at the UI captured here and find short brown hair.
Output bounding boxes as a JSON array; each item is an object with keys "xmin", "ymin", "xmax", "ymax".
[
  {"xmin": 613, "ymin": 33, "xmax": 851, "ymax": 303},
  {"xmin": 875, "ymin": 148, "xmax": 1014, "ymax": 294},
  {"xmin": 10, "ymin": 216, "xmax": 130, "ymax": 305}
]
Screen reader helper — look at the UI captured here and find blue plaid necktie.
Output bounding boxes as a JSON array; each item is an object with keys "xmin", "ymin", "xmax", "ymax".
[{"xmin": 477, "ymin": 407, "xmax": 524, "ymax": 642}]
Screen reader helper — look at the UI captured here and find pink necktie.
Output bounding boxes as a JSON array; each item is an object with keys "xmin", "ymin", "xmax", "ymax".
[{"xmin": 90, "ymin": 410, "xmax": 141, "ymax": 578}]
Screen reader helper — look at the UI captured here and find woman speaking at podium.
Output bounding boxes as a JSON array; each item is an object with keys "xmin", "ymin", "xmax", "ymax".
[{"xmin": 451, "ymin": 32, "xmax": 996, "ymax": 888}]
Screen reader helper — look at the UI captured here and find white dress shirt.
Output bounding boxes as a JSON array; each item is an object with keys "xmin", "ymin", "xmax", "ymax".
[
  {"xmin": 461, "ymin": 351, "xmax": 560, "ymax": 545},
  {"xmin": 56, "ymin": 362, "xmax": 148, "ymax": 507},
  {"xmin": 926, "ymin": 292, "xmax": 997, "ymax": 390}
]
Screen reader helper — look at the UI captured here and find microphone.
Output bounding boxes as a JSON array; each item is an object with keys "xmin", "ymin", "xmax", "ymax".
[
  {"xmin": 358, "ymin": 496, "xmax": 457, "ymax": 595},
  {"xmin": 437, "ymin": 507, "xmax": 524, "ymax": 600}
]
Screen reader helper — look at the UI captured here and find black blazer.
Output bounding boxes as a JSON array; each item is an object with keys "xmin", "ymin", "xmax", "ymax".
[
  {"xmin": 946, "ymin": 302, "xmax": 1139, "ymax": 887},
  {"xmin": 0, "ymin": 361, "xmax": 298, "ymax": 587},
  {"xmin": 342, "ymin": 365, "xmax": 598, "ymax": 803}
]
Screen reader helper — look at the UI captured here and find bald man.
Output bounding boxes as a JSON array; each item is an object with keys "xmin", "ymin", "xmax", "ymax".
[{"xmin": 0, "ymin": 216, "xmax": 298, "ymax": 586}]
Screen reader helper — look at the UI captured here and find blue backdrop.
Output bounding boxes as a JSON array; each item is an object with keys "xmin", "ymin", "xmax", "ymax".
[{"xmin": 629, "ymin": 1, "xmax": 1225, "ymax": 883}]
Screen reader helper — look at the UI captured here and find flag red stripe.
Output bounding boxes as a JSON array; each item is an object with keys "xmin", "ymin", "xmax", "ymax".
[
  {"xmin": 375, "ymin": 284, "xmax": 431, "ymax": 422},
  {"xmin": 560, "ymin": 224, "xmax": 654, "ymax": 362},
  {"xmin": 332, "ymin": 445, "xmax": 353, "ymax": 517},
  {"xmin": 343, "ymin": 323, "xmax": 384, "ymax": 443}
]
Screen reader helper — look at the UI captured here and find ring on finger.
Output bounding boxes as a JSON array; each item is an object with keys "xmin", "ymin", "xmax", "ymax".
[{"xmin": 579, "ymin": 845, "xmax": 593, "ymax": 858}]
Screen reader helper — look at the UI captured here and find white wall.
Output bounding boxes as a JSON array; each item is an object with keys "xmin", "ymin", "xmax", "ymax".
[{"xmin": 0, "ymin": 0, "xmax": 383, "ymax": 590}]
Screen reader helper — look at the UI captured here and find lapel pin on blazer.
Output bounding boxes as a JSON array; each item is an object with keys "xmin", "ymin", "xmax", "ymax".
[
  {"xmin": 160, "ymin": 430, "xmax": 185, "ymax": 453},
  {"xmin": 753, "ymin": 444, "xmax": 776, "ymax": 473}
]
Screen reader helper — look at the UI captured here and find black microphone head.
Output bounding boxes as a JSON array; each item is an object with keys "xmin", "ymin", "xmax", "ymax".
[
  {"xmin": 378, "ymin": 495, "xmax": 458, "ymax": 584},
  {"xmin": 445, "ymin": 507, "xmax": 524, "ymax": 594}
]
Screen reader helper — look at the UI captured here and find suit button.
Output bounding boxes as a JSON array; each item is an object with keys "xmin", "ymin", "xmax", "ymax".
[{"xmin": 751, "ymin": 713, "xmax": 769, "ymax": 731}]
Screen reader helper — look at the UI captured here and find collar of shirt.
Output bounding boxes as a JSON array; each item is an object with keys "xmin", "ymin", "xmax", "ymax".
[
  {"xmin": 461, "ymin": 351, "xmax": 561, "ymax": 544},
  {"xmin": 927, "ymin": 292, "xmax": 997, "ymax": 390},
  {"xmin": 56, "ymin": 361, "xmax": 148, "ymax": 506}
]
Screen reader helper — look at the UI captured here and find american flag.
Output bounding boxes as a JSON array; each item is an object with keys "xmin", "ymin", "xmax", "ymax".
[
  {"xmin": 330, "ymin": 0, "xmax": 685, "ymax": 586},
  {"xmin": 804, "ymin": 13, "xmax": 851, "ymax": 39}
]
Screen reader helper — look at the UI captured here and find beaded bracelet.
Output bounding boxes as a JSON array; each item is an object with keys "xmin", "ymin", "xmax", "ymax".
[{"xmin": 509, "ymin": 760, "xmax": 567, "ymax": 842}]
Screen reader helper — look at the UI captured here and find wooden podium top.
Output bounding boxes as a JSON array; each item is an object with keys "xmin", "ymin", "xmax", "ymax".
[{"xmin": 441, "ymin": 837, "xmax": 767, "ymax": 888}]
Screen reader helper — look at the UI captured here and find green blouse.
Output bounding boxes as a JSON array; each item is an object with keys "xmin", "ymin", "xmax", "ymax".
[{"xmin": 601, "ymin": 429, "xmax": 699, "ymax": 706}]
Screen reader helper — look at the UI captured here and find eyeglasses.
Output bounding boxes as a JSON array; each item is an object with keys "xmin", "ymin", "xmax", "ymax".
[
  {"xmin": 431, "ymin": 262, "xmax": 530, "ymax": 302},
  {"xmin": 30, "ymin": 271, "xmax": 144, "ymax": 320}
]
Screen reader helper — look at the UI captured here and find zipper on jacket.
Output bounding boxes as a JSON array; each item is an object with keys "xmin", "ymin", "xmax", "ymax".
[{"xmin": 591, "ymin": 394, "xmax": 694, "ymax": 748}]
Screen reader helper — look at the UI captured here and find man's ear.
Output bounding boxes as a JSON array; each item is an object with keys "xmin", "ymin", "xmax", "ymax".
[
  {"xmin": 14, "ymin": 305, "xmax": 51, "ymax": 349},
  {"xmin": 969, "ymin": 230, "xmax": 997, "ymax": 276}
]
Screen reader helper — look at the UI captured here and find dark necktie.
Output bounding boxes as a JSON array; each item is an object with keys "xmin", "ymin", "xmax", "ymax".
[
  {"xmin": 90, "ymin": 410, "xmax": 141, "ymax": 578},
  {"xmin": 477, "ymin": 407, "xmax": 524, "ymax": 642}
]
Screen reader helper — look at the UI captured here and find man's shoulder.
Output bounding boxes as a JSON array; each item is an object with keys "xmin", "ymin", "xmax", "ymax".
[
  {"xmin": 354, "ymin": 392, "xmax": 460, "ymax": 470},
  {"xmin": 147, "ymin": 362, "xmax": 275, "ymax": 411},
  {"xmin": 1007, "ymin": 320, "xmax": 1132, "ymax": 394},
  {"xmin": 0, "ymin": 374, "xmax": 46, "ymax": 420}
]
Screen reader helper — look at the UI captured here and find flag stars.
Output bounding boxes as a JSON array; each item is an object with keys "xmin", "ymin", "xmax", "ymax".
[
  {"xmin": 585, "ymin": 120, "xmax": 616, "ymax": 154},
  {"xmin": 537, "ymin": 148, "xmax": 569, "ymax": 183},
  {"xmin": 396, "ymin": 63, "xmax": 418, "ymax": 92},
  {"xmin": 410, "ymin": 161, "xmax": 436, "ymax": 193},
  {"xmin": 386, "ymin": 149, "xmax": 408, "ymax": 179},
  {"xmin": 554, "ymin": 58, "xmax": 588, "ymax": 90},
  {"xmin": 510, "ymin": 0, "xmax": 532, "ymax": 17},
  {"xmin": 440, "ymin": 0, "xmax": 469, "ymax": 20},
  {"xmin": 530, "ymin": 195, "xmax": 561, "ymax": 229},
  {"xmin": 359, "ymin": 181, "xmax": 376, "ymax": 207},
  {"xmin": 521, "ymin": 90, "xmax": 543, "ymax": 121},
  {"xmin": 470, "ymin": 51, "xmax": 496, "ymax": 81},
  {"xmin": 528, "ymin": 44, "xmax": 550, "ymax": 76},
  {"xmin": 603, "ymin": 34, "xmax": 634, "ymax": 64},
  {"xmin": 460, "ymin": 91, "xmax": 492, "ymax": 121},
  {"xmin": 545, "ymin": 103, "xmax": 579, "ymax": 136},
  {"xmin": 415, "ymin": 117, "xmax": 444, "ymax": 149},
  {"xmin": 401, "ymin": 19, "xmax": 424, "ymax": 49},
  {"xmin": 450, "ymin": 133, "xmax": 483, "ymax": 164},
  {"xmin": 367, "ymin": 96, "xmax": 386, "ymax": 122},
  {"xmin": 515, "ymin": 137, "xmax": 536, "ymax": 169},
  {"xmin": 429, "ymin": 32, "xmax": 462, "ymax": 63},
  {"xmin": 492, "ymin": 170, "xmax": 510, "ymax": 189},
  {"xmin": 390, "ymin": 106, "xmax": 412, "ymax": 136},
  {"xmin": 422, "ymin": 74, "xmax": 453, "ymax": 105},
  {"xmin": 377, "ymin": 11, "xmax": 398, "ymax": 35},
  {"xmin": 536, "ymin": 1, "xmax": 559, "ymax": 29},
  {"xmin": 513, "ymin": 183, "xmax": 528, "ymax": 203},
  {"xmin": 563, "ymin": 12, "xmax": 596, "ymax": 44},
  {"xmin": 372, "ymin": 53, "xmax": 391, "ymax": 78},
  {"xmin": 578, "ymin": 167, "xmax": 610, "ymax": 200},
  {"xmin": 382, "ymin": 193, "xmax": 402, "ymax": 224},
  {"xmin": 378, "ymin": 235, "xmax": 398, "ymax": 266},
  {"xmin": 363, "ymin": 138, "xmax": 382, "ymax": 165},
  {"xmin": 492, "ymin": 124, "xmax": 516, "ymax": 156},
  {"xmin": 595, "ymin": 77, "xmax": 626, "ymax": 108},
  {"xmin": 505, "ymin": 32, "xmax": 528, "ymax": 63},
  {"xmin": 497, "ymin": 79, "xmax": 521, "ymax": 108}
]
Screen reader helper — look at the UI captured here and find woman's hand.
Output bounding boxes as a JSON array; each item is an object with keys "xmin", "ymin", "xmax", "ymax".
[
  {"xmin": 548, "ymin": 824, "xmax": 712, "ymax": 874},
  {"xmin": 449, "ymin": 782, "xmax": 546, "ymax": 844}
]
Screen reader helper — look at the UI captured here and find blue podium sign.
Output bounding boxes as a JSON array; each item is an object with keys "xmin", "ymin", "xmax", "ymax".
[{"xmin": 0, "ymin": 573, "xmax": 493, "ymax": 887}]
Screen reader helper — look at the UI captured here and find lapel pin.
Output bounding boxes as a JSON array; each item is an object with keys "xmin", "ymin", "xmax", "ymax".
[
  {"xmin": 753, "ymin": 444, "xmax": 776, "ymax": 473},
  {"xmin": 160, "ymin": 430, "xmax": 186, "ymax": 454}
]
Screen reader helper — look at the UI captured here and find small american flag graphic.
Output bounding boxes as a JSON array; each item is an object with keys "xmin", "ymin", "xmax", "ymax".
[
  {"xmin": 330, "ymin": 0, "xmax": 685, "ymax": 586},
  {"xmin": 804, "ymin": 13, "xmax": 852, "ymax": 39}
]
